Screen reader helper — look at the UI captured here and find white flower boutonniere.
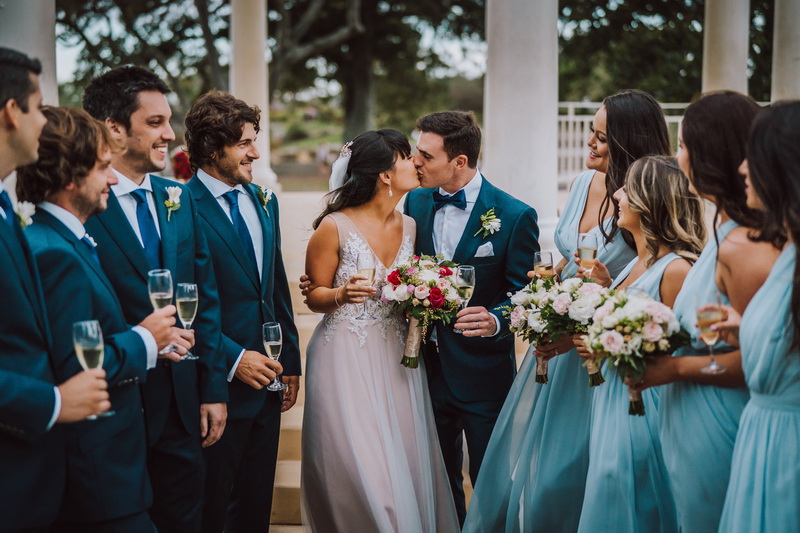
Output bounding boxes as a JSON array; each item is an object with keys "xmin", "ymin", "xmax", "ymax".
[
  {"xmin": 16, "ymin": 201, "xmax": 35, "ymax": 228},
  {"xmin": 164, "ymin": 186, "xmax": 182, "ymax": 221},
  {"xmin": 256, "ymin": 186, "xmax": 273, "ymax": 217},
  {"xmin": 474, "ymin": 208, "xmax": 501, "ymax": 239}
]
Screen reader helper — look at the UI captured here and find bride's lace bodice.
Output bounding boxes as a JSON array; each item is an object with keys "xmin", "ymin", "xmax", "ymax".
[{"xmin": 321, "ymin": 212, "xmax": 416, "ymax": 347}]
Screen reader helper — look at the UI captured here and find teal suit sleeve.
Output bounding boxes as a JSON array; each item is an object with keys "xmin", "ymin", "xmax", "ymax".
[
  {"xmin": 0, "ymin": 369, "xmax": 56, "ymax": 443},
  {"xmin": 269, "ymin": 197, "xmax": 301, "ymax": 376}
]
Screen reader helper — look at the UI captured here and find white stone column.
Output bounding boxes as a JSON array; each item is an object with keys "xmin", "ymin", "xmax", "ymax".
[
  {"xmin": 483, "ymin": 0, "xmax": 559, "ymax": 252},
  {"xmin": 702, "ymin": 0, "xmax": 750, "ymax": 93},
  {"xmin": 772, "ymin": 0, "xmax": 800, "ymax": 101},
  {"xmin": 230, "ymin": 0, "xmax": 278, "ymax": 189}
]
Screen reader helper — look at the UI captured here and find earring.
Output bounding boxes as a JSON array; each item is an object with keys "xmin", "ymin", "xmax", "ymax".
[{"xmin": 388, "ymin": 185, "xmax": 393, "ymax": 198}]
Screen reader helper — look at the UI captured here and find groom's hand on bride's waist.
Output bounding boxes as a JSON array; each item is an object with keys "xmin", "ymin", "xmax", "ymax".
[{"xmin": 454, "ymin": 306, "xmax": 499, "ymax": 337}]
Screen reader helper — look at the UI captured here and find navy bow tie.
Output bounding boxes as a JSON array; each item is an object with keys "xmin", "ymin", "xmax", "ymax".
[{"xmin": 433, "ymin": 189, "xmax": 467, "ymax": 211}]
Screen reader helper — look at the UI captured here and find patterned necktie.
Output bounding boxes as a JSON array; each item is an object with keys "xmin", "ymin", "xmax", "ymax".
[
  {"xmin": 129, "ymin": 189, "xmax": 162, "ymax": 270},
  {"xmin": 432, "ymin": 189, "xmax": 467, "ymax": 211},
  {"xmin": 222, "ymin": 190, "xmax": 259, "ymax": 278},
  {"xmin": 81, "ymin": 233, "xmax": 100, "ymax": 265},
  {"xmin": 0, "ymin": 190, "xmax": 16, "ymax": 229}
]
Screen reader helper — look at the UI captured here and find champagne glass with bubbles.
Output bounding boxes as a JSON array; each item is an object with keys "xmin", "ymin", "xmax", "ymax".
[
  {"xmin": 454, "ymin": 265, "xmax": 476, "ymax": 334},
  {"xmin": 73, "ymin": 320, "xmax": 114, "ymax": 419},
  {"xmin": 355, "ymin": 252, "xmax": 376, "ymax": 320},
  {"xmin": 263, "ymin": 322, "xmax": 287, "ymax": 391},
  {"xmin": 176, "ymin": 283, "xmax": 199, "ymax": 360},
  {"xmin": 696, "ymin": 291, "xmax": 727, "ymax": 375},
  {"xmin": 148, "ymin": 269, "xmax": 178, "ymax": 355},
  {"xmin": 577, "ymin": 233, "xmax": 599, "ymax": 279},
  {"xmin": 534, "ymin": 251, "xmax": 555, "ymax": 278}
]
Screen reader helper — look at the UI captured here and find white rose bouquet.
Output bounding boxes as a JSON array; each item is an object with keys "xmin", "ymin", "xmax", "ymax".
[
  {"xmin": 503, "ymin": 277, "xmax": 609, "ymax": 385},
  {"xmin": 584, "ymin": 290, "xmax": 689, "ymax": 415},
  {"xmin": 382, "ymin": 254, "xmax": 461, "ymax": 368}
]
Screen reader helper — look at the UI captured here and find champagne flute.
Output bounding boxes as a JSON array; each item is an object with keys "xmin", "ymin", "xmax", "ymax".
[
  {"xmin": 534, "ymin": 251, "xmax": 555, "ymax": 278},
  {"xmin": 263, "ymin": 322, "xmax": 287, "ymax": 391},
  {"xmin": 148, "ymin": 269, "xmax": 178, "ymax": 355},
  {"xmin": 577, "ymin": 233, "xmax": 599, "ymax": 278},
  {"xmin": 454, "ymin": 265, "xmax": 476, "ymax": 334},
  {"xmin": 73, "ymin": 320, "xmax": 114, "ymax": 419},
  {"xmin": 176, "ymin": 283, "xmax": 199, "ymax": 360},
  {"xmin": 355, "ymin": 252, "xmax": 376, "ymax": 320},
  {"xmin": 696, "ymin": 292, "xmax": 727, "ymax": 375}
]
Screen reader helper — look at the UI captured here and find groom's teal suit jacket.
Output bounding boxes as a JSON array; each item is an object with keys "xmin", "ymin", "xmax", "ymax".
[
  {"xmin": 0, "ymin": 204, "xmax": 64, "ymax": 530},
  {"xmin": 404, "ymin": 177, "xmax": 540, "ymax": 401},
  {"xmin": 85, "ymin": 176, "xmax": 228, "ymax": 440},
  {"xmin": 26, "ymin": 209, "xmax": 152, "ymax": 524},
  {"xmin": 187, "ymin": 176, "xmax": 301, "ymax": 420}
]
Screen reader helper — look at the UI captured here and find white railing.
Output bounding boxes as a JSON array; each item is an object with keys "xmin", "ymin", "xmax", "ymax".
[{"xmin": 557, "ymin": 101, "xmax": 688, "ymax": 186}]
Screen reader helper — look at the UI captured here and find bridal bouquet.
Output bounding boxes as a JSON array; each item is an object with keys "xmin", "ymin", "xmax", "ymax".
[
  {"xmin": 382, "ymin": 254, "xmax": 461, "ymax": 368},
  {"xmin": 584, "ymin": 290, "xmax": 688, "ymax": 415},
  {"xmin": 504, "ymin": 277, "xmax": 609, "ymax": 385}
]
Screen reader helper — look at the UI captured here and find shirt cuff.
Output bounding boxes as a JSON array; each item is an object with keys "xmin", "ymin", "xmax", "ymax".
[
  {"xmin": 132, "ymin": 325, "xmax": 159, "ymax": 369},
  {"xmin": 482, "ymin": 313, "xmax": 502, "ymax": 338},
  {"xmin": 227, "ymin": 349, "xmax": 246, "ymax": 382},
  {"xmin": 47, "ymin": 386, "xmax": 61, "ymax": 430}
]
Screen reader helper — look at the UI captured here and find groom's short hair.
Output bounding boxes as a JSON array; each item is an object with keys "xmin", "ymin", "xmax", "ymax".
[
  {"xmin": 83, "ymin": 66, "xmax": 170, "ymax": 129},
  {"xmin": 416, "ymin": 110, "xmax": 481, "ymax": 168},
  {"xmin": 0, "ymin": 47, "xmax": 41, "ymax": 112}
]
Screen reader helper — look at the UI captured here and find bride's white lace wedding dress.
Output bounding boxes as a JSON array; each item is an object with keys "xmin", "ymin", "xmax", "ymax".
[{"xmin": 301, "ymin": 211, "xmax": 459, "ymax": 532}]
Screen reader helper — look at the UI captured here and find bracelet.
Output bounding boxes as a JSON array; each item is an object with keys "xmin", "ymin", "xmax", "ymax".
[{"xmin": 334, "ymin": 286, "xmax": 343, "ymax": 307}]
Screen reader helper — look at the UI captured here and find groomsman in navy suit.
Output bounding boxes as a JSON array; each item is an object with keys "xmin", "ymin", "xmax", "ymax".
[
  {"xmin": 0, "ymin": 47, "xmax": 110, "ymax": 531},
  {"xmin": 184, "ymin": 91, "xmax": 301, "ymax": 532},
  {"xmin": 404, "ymin": 111, "xmax": 540, "ymax": 523},
  {"xmin": 18, "ymin": 105, "xmax": 178, "ymax": 532},
  {"xmin": 83, "ymin": 66, "xmax": 229, "ymax": 532}
]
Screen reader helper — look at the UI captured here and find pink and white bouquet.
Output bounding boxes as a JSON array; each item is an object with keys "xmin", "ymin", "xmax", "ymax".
[
  {"xmin": 504, "ymin": 277, "xmax": 609, "ymax": 385},
  {"xmin": 382, "ymin": 254, "xmax": 461, "ymax": 368},
  {"xmin": 584, "ymin": 290, "xmax": 689, "ymax": 415}
]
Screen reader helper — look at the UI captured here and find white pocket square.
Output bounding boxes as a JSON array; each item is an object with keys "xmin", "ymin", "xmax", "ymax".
[{"xmin": 474, "ymin": 241, "xmax": 494, "ymax": 258}]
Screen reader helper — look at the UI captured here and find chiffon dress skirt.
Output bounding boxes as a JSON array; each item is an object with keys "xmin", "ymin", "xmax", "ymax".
[
  {"xmin": 463, "ymin": 170, "xmax": 636, "ymax": 533},
  {"xmin": 577, "ymin": 255, "xmax": 679, "ymax": 533},
  {"xmin": 718, "ymin": 244, "xmax": 800, "ymax": 533},
  {"xmin": 301, "ymin": 212, "xmax": 459, "ymax": 533},
  {"xmin": 659, "ymin": 220, "xmax": 749, "ymax": 533}
]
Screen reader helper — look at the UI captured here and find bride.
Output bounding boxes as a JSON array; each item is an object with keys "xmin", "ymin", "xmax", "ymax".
[{"xmin": 300, "ymin": 129, "xmax": 459, "ymax": 532}]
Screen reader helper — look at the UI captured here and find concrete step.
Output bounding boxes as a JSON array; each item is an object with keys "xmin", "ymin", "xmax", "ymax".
[
  {"xmin": 271, "ymin": 460, "xmax": 302, "ymax": 525},
  {"xmin": 278, "ymin": 405, "xmax": 303, "ymax": 461}
]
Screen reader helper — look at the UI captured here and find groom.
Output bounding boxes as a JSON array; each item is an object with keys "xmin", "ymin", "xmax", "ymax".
[{"xmin": 404, "ymin": 110, "xmax": 539, "ymax": 523}]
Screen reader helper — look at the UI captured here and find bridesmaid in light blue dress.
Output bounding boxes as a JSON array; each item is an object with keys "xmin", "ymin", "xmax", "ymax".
[
  {"xmin": 576, "ymin": 156, "xmax": 705, "ymax": 533},
  {"xmin": 633, "ymin": 92, "xmax": 779, "ymax": 533},
  {"xmin": 463, "ymin": 90, "xmax": 669, "ymax": 533},
  {"xmin": 717, "ymin": 101, "xmax": 800, "ymax": 533}
]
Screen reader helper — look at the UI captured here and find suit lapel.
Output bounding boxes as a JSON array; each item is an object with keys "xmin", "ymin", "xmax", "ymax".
[
  {"xmin": 96, "ymin": 192, "xmax": 152, "ymax": 281},
  {"xmin": 414, "ymin": 190, "xmax": 436, "ymax": 256},
  {"xmin": 453, "ymin": 177, "xmax": 497, "ymax": 264},
  {"xmin": 152, "ymin": 180, "xmax": 177, "ymax": 274},
  {"xmin": 189, "ymin": 177, "xmax": 260, "ymax": 291},
  {"xmin": 245, "ymin": 184, "xmax": 273, "ymax": 296}
]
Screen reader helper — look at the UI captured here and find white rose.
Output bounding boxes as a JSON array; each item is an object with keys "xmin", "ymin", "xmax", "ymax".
[
  {"xmin": 381, "ymin": 284, "xmax": 397, "ymax": 301},
  {"xmin": 166, "ymin": 186, "xmax": 182, "ymax": 204},
  {"xmin": 560, "ymin": 278, "xmax": 582, "ymax": 292},
  {"xmin": 511, "ymin": 289, "xmax": 534, "ymax": 307},
  {"xmin": 417, "ymin": 269, "xmax": 440, "ymax": 284},
  {"xmin": 393, "ymin": 284, "xmax": 411, "ymax": 301},
  {"xmin": 569, "ymin": 294, "xmax": 601, "ymax": 323},
  {"xmin": 528, "ymin": 312, "xmax": 546, "ymax": 333}
]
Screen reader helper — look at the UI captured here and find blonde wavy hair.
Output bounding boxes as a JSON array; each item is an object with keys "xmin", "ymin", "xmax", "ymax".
[{"xmin": 624, "ymin": 155, "xmax": 706, "ymax": 266}]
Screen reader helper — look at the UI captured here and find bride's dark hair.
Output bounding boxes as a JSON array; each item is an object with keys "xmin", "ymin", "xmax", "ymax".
[{"xmin": 313, "ymin": 129, "xmax": 411, "ymax": 229}]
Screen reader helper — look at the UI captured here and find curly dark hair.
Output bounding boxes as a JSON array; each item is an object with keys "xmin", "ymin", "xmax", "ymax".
[
  {"xmin": 16, "ymin": 106, "xmax": 120, "ymax": 204},
  {"xmin": 83, "ymin": 66, "xmax": 170, "ymax": 129},
  {"xmin": 0, "ymin": 47, "xmax": 42, "ymax": 112},
  {"xmin": 183, "ymin": 90, "xmax": 261, "ymax": 173},
  {"xmin": 416, "ymin": 110, "xmax": 481, "ymax": 168}
]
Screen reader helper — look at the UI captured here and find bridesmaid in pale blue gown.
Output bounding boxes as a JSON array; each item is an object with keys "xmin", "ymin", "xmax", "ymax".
[
  {"xmin": 632, "ymin": 92, "xmax": 779, "ymax": 533},
  {"xmin": 463, "ymin": 90, "xmax": 669, "ymax": 533},
  {"xmin": 574, "ymin": 156, "xmax": 705, "ymax": 533},
  {"xmin": 716, "ymin": 101, "xmax": 800, "ymax": 533}
]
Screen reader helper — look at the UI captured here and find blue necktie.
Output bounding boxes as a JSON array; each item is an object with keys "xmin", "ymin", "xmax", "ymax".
[
  {"xmin": 0, "ymin": 190, "xmax": 16, "ymax": 229},
  {"xmin": 432, "ymin": 189, "xmax": 467, "ymax": 211},
  {"xmin": 222, "ymin": 190, "xmax": 259, "ymax": 277},
  {"xmin": 81, "ymin": 233, "xmax": 100, "ymax": 265},
  {"xmin": 130, "ymin": 189, "xmax": 162, "ymax": 270}
]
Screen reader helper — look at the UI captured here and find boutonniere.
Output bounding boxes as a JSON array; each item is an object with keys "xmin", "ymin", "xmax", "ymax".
[
  {"xmin": 474, "ymin": 207, "xmax": 501, "ymax": 239},
  {"xmin": 256, "ymin": 186, "xmax": 273, "ymax": 217},
  {"xmin": 164, "ymin": 186, "xmax": 182, "ymax": 221},
  {"xmin": 15, "ymin": 201, "xmax": 35, "ymax": 228}
]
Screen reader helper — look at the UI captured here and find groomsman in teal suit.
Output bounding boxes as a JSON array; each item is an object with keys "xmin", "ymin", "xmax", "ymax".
[
  {"xmin": 0, "ymin": 47, "xmax": 110, "ymax": 531},
  {"xmin": 184, "ymin": 91, "xmax": 301, "ymax": 533},
  {"xmin": 18, "ymin": 105, "xmax": 178, "ymax": 532},
  {"xmin": 83, "ymin": 66, "xmax": 229, "ymax": 533},
  {"xmin": 404, "ymin": 111, "xmax": 540, "ymax": 524}
]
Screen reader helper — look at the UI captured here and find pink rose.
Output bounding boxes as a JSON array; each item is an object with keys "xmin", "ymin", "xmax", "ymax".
[
  {"xmin": 510, "ymin": 305, "xmax": 527, "ymax": 328},
  {"xmin": 646, "ymin": 302, "xmax": 672, "ymax": 323},
  {"xmin": 406, "ymin": 266, "xmax": 419, "ymax": 275},
  {"xmin": 600, "ymin": 330, "xmax": 625, "ymax": 354},
  {"xmin": 414, "ymin": 285, "xmax": 430, "ymax": 300},
  {"xmin": 578, "ymin": 282, "xmax": 603, "ymax": 295},
  {"xmin": 552, "ymin": 293, "xmax": 573, "ymax": 315},
  {"xmin": 641, "ymin": 321, "xmax": 664, "ymax": 343},
  {"xmin": 593, "ymin": 301, "xmax": 615, "ymax": 322}
]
